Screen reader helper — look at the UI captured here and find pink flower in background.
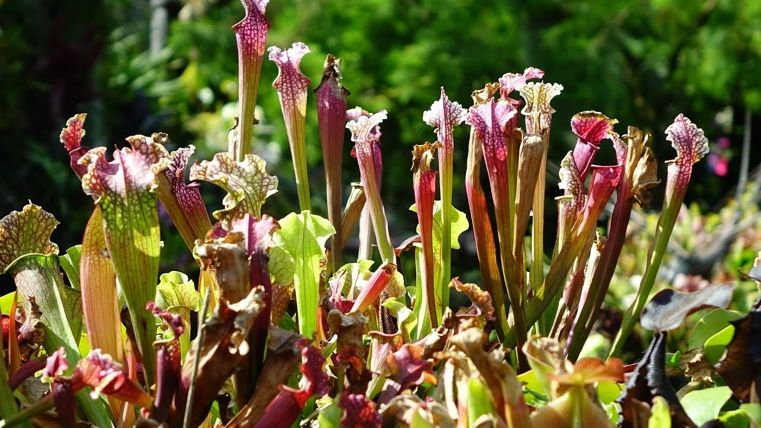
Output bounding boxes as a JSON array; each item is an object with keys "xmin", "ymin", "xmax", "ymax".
[{"xmin": 708, "ymin": 136, "xmax": 731, "ymax": 177}]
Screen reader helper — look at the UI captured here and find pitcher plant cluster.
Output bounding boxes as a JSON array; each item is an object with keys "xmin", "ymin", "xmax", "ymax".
[{"xmin": 2, "ymin": 1, "xmax": 761, "ymax": 428}]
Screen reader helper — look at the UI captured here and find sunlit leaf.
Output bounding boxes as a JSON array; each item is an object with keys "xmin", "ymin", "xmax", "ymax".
[
  {"xmin": 648, "ymin": 396, "xmax": 671, "ymax": 428},
  {"xmin": 680, "ymin": 386, "xmax": 731, "ymax": 426},
  {"xmin": 688, "ymin": 308, "xmax": 744, "ymax": 350},
  {"xmin": 79, "ymin": 133, "xmax": 170, "ymax": 385},
  {"xmin": 275, "ymin": 211, "xmax": 334, "ymax": 339},
  {"xmin": 155, "ymin": 271, "xmax": 200, "ymax": 357},
  {"xmin": 190, "ymin": 151, "xmax": 278, "ymax": 222}
]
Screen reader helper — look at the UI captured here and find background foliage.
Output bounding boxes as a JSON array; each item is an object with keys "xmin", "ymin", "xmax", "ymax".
[{"xmin": 2, "ymin": 0, "xmax": 760, "ymax": 291}]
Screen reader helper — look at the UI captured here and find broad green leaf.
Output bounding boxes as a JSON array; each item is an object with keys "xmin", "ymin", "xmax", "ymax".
[
  {"xmin": 410, "ymin": 201, "xmax": 469, "ymax": 314},
  {"xmin": 79, "ymin": 134, "xmax": 170, "ymax": 385},
  {"xmin": 156, "ymin": 271, "xmax": 200, "ymax": 312},
  {"xmin": 59, "ymin": 286, "xmax": 83, "ymax": 342},
  {"xmin": 467, "ymin": 377, "xmax": 497, "ymax": 427},
  {"xmin": 681, "ymin": 386, "xmax": 732, "ymax": 426},
  {"xmin": 59, "ymin": 245, "xmax": 82, "ymax": 289},
  {"xmin": 155, "ymin": 271, "xmax": 200, "ymax": 356},
  {"xmin": 0, "ymin": 291, "xmax": 15, "ymax": 315},
  {"xmin": 410, "ymin": 201, "xmax": 470, "ymax": 250},
  {"xmin": 268, "ymin": 245, "xmax": 295, "ymax": 286},
  {"xmin": 689, "ymin": 308, "xmax": 744, "ymax": 349},
  {"xmin": 649, "ymin": 396, "xmax": 671, "ymax": 428},
  {"xmin": 331, "ymin": 259, "xmax": 374, "ymax": 297},
  {"xmin": 274, "ymin": 211, "xmax": 334, "ymax": 338},
  {"xmin": 740, "ymin": 404, "xmax": 761, "ymax": 425},
  {"xmin": 78, "ymin": 332, "xmax": 91, "ymax": 356},
  {"xmin": 190, "ymin": 152, "xmax": 278, "ymax": 221},
  {"xmin": 0, "ymin": 204, "xmax": 111, "ymax": 426},
  {"xmin": 410, "ymin": 410, "xmax": 435, "ymax": 428},
  {"xmin": 719, "ymin": 408, "xmax": 750, "ymax": 428},
  {"xmin": 597, "ymin": 381, "xmax": 624, "ymax": 405},
  {"xmin": 315, "ymin": 396, "xmax": 341, "ymax": 428},
  {"xmin": 517, "ymin": 369, "xmax": 546, "ymax": 397},
  {"xmin": 704, "ymin": 325, "xmax": 735, "ymax": 363}
]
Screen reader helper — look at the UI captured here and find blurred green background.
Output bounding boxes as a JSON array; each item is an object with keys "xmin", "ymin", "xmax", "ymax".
[{"xmin": 1, "ymin": 0, "xmax": 761, "ymax": 292}]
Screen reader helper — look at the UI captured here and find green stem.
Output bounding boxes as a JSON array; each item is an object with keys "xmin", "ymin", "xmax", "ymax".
[
  {"xmin": 608, "ymin": 200, "xmax": 680, "ymax": 358},
  {"xmin": 0, "ymin": 318, "xmax": 25, "ymax": 427},
  {"xmin": 531, "ymin": 140, "xmax": 549, "ymax": 292},
  {"xmin": 440, "ymin": 149, "xmax": 453, "ymax": 313},
  {"xmin": 0, "ymin": 396, "xmax": 53, "ymax": 428},
  {"xmin": 183, "ymin": 287, "xmax": 211, "ymax": 428}
]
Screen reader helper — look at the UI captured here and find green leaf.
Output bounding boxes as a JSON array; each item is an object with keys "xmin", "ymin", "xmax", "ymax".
[
  {"xmin": 411, "ymin": 201, "xmax": 470, "ymax": 250},
  {"xmin": 680, "ymin": 386, "xmax": 732, "ymax": 426},
  {"xmin": 0, "ymin": 204, "xmax": 111, "ymax": 426},
  {"xmin": 704, "ymin": 325, "xmax": 735, "ymax": 363},
  {"xmin": 315, "ymin": 396, "xmax": 341, "ymax": 428},
  {"xmin": 597, "ymin": 381, "xmax": 624, "ymax": 405},
  {"xmin": 410, "ymin": 201, "xmax": 469, "ymax": 312},
  {"xmin": 274, "ymin": 211, "xmax": 334, "ymax": 338},
  {"xmin": 467, "ymin": 377, "xmax": 497, "ymax": 426},
  {"xmin": 649, "ymin": 396, "xmax": 672, "ymax": 428},
  {"xmin": 0, "ymin": 330, "xmax": 24, "ymax": 426},
  {"xmin": 156, "ymin": 271, "xmax": 200, "ymax": 312},
  {"xmin": 59, "ymin": 286, "xmax": 83, "ymax": 342},
  {"xmin": 268, "ymin": 245, "xmax": 295, "ymax": 286},
  {"xmin": 59, "ymin": 245, "xmax": 82, "ymax": 289},
  {"xmin": 410, "ymin": 409, "xmax": 435, "ymax": 428},
  {"xmin": 740, "ymin": 404, "xmax": 761, "ymax": 425},
  {"xmin": 518, "ymin": 369, "xmax": 547, "ymax": 398},
  {"xmin": 155, "ymin": 271, "xmax": 199, "ymax": 356},
  {"xmin": 719, "ymin": 408, "xmax": 750, "ymax": 428},
  {"xmin": 689, "ymin": 308, "xmax": 744, "ymax": 350},
  {"xmin": 79, "ymin": 134, "xmax": 171, "ymax": 385},
  {"xmin": 0, "ymin": 291, "xmax": 15, "ymax": 315},
  {"xmin": 190, "ymin": 152, "xmax": 278, "ymax": 221}
]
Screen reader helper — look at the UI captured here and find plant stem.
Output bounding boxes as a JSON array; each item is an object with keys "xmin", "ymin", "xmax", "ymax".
[
  {"xmin": 531, "ymin": 140, "xmax": 548, "ymax": 292},
  {"xmin": 183, "ymin": 287, "xmax": 212, "ymax": 428},
  {"xmin": 567, "ymin": 193, "xmax": 633, "ymax": 360},
  {"xmin": 608, "ymin": 206, "xmax": 677, "ymax": 358},
  {"xmin": 0, "ymin": 396, "xmax": 53, "ymax": 428}
]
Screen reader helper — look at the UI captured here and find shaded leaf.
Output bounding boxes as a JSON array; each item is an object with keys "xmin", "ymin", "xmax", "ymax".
[
  {"xmin": 58, "ymin": 245, "xmax": 82, "ymax": 290},
  {"xmin": 172, "ymin": 287, "xmax": 266, "ymax": 427},
  {"xmin": 227, "ymin": 327, "xmax": 303, "ymax": 426},
  {"xmin": 716, "ymin": 298, "xmax": 761, "ymax": 403},
  {"xmin": 640, "ymin": 284, "xmax": 733, "ymax": 332},
  {"xmin": 617, "ymin": 333, "xmax": 695, "ymax": 428}
]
